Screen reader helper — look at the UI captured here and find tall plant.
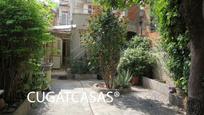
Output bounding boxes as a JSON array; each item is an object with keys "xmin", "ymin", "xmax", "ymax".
[
  {"xmin": 0, "ymin": 0, "xmax": 53, "ymax": 102},
  {"xmin": 82, "ymin": 10, "xmax": 126, "ymax": 88},
  {"xmin": 149, "ymin": 0, "xmax": 190, "ymax": 93}
]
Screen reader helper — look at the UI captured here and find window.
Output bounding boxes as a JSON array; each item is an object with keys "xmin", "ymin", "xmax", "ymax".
[
  {"xmin": 60, "ymin": 12, "xmax": 70, "ymax": 25},
  {"xmin": 88, "ymin": 5, "xmax": 92, "ymax": 14}
]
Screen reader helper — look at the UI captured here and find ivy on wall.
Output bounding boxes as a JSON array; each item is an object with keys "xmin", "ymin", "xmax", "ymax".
[{"xmin": 149, "ymin": 0, "xmax": 190, "ymax": 93}]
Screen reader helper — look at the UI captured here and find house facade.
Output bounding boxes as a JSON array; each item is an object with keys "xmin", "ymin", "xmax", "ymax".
[
  {"xmin": 50, "ymin": 0, "xmax": 93, "ymax": 69},
  {"xmin": 49, "ymin": 0, "xmax": 158, "ymax": 70}
]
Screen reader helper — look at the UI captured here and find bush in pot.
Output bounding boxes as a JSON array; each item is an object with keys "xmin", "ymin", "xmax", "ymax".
[{"xmin": 117, "ymin": 48, "xmax": 155, "ymax": 85}]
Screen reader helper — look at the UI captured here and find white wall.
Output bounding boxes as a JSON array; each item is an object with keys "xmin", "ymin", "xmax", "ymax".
[{"xmin": 70, "ymin": 14, "xmax": 90, "ymax": 59}]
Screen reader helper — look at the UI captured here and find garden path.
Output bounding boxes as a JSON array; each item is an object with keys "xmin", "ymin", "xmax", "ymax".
[{"xmin": 29, "ymin": 78, "xmax": 183, "ymax": 115}]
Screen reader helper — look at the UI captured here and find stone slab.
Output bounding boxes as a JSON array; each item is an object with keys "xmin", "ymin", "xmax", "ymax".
[{"xmin": 142, "ymin": 77, "xmax": 169, "ymax": 96}]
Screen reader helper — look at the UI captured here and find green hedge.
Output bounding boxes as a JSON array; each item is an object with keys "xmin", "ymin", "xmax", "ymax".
[{"xmin": 0, "ymin": 0, "xmax": 53, "ymax": 102}]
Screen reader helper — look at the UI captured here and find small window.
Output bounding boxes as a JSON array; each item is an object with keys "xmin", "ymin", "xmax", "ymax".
[
  {"xmin": 60, "ymin": 12, "xmax": 69, "ymax": 25},
  {"xmin": 88, "ymin": 5, "xmax": 92, "ymax": 14}
]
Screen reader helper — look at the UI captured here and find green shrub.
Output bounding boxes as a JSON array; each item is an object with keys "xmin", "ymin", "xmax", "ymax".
[
  {"xmin": 128, "ymin": 36, "xmax": 151, "ymax": 50},
  {"xmin": 0, "ymin": 0, "xmax": 53, "ymax": 101},
  {"xmin": 117, "ymin": 48, "xmax": 155, "ymax": 77},
  {"xmin": 70, "ymin": 58, "xmax": 91, "ymax": 74},
  {"xmin": 149, "ymin": 0, "xmax": 190, "ymax": 93},
  {"xmin": 114, "ymin": 70, "xmax": 132, "ymax": 89},
  {"xmin": 82, "ymin": 10, "xmax": 126, "ymax": 88},
  {"xmin": 19, "ymin": 60, "xmax": 48, "ymax": 97}
]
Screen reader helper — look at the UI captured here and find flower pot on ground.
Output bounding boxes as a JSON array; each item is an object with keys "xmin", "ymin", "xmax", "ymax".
[
  {"xmin": 117, "ymin": 48, "xmax": 155, "ymax": 85},
  {"xmin": 117, "ymin": 36, "xmax": 155, "ymax": 85},
  {"xmin": 131, "ymin": 76, "xmax": 140, "ymax": 85}
]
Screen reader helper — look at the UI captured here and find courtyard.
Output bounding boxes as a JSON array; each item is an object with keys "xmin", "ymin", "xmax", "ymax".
[
  {"xmin": 29, "ymin": 77, "xmax": 183, "ymax": 115},
  {"xmin": 1, "ymin": 0, "xmax": 204, "ymax": 115}
]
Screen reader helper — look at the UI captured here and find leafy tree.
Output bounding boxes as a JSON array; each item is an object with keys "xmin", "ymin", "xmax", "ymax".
[
  {"xmin": 82, "ymin": 10, "xmax": 126, "ymax": 88},
  {"xmin": 183, "ymin": 0, "xmax": 204, "ymax": 114},
  {"xmin": 0, "ymin": 0, "xmax": 53, "ymax": 102}
]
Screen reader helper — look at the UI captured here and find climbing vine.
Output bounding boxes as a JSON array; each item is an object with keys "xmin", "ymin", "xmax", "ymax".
[{"xmin": 149, "ymin": 0, "xmax": 190, "ymax": 93}]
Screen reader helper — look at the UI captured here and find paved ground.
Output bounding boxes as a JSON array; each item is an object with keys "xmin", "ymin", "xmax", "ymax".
[{"xmin": 29, "ymin": 78, "xmax": 184, "ymax": 115}]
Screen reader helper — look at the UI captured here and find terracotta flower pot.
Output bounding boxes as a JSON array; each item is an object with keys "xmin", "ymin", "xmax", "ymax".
[{"xmin": 131, "ymin": 76, "xmax": 140, "ymax": 85}]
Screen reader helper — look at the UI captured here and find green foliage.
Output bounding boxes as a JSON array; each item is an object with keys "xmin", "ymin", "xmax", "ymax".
[
  {"xmin": 114, "ymin": 70, "xmax": 132, "ymax": 89},
  {"xmin": 82, "ymin": 10, "xmax": 126, "ymax": 88},
  {"xmin": 128, "ymin": 36, "xmax": 151, "ymax": 50},
  {"xmin": 93, "ymin": 0, "xmax": 141, "ymax": 10},
  {"xmin": 149, "ymin": 0, "xmax": 190, "ymax": 93},
  {"xmin": 20, "ymin": 60, "xmax": 48, "ymax": 97},
  {"xmin": 0, "ymin": 0, "xmax": 53, "ymax": 101},
  {"xmin": 70, "ymin": 58, "xmax": 95, "ymax": 74},
  {"xmin": 175, "ymin": 77, "xmax": 188, "ymax": 94},
  {"xmin": 118, "ymin": 36, "xmax": 154, "ymax": 77},
  {"xmin": 117, "ymin": 48, "xmax": 154, "ymax": 77}
]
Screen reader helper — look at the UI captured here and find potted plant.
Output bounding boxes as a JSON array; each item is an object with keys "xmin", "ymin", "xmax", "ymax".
[
  {"xmin": 117, "ymin": 48, "xmax": 155, "ymax": 85},
  {"xmin": 114, "ymin": 70, "xmax": 132, "ymax": 91}
]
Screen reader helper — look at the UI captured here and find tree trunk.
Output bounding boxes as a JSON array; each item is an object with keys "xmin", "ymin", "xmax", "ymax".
[
  {"xmin": 184, "ymin": 0, "xmax": 204, "ymax": 114},
  {"xmin": 188, "ymin": 36, "xmax": 204, "ymax": 115}
]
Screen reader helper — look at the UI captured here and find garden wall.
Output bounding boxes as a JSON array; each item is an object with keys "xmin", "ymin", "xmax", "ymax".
[{"xmin": 152, "ymin": 50, "xmax": 175, "ymax": 87}]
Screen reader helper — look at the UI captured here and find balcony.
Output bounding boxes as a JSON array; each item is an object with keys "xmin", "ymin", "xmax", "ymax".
[{"xmin": 60, "ymin": 1, "xmax": 69, "ymax": 6}]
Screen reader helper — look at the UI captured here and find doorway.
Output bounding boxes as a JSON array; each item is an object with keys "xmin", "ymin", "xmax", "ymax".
[{"xmin": 62, "ymin": 39, "xmax": 70, "ymax": 68}]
